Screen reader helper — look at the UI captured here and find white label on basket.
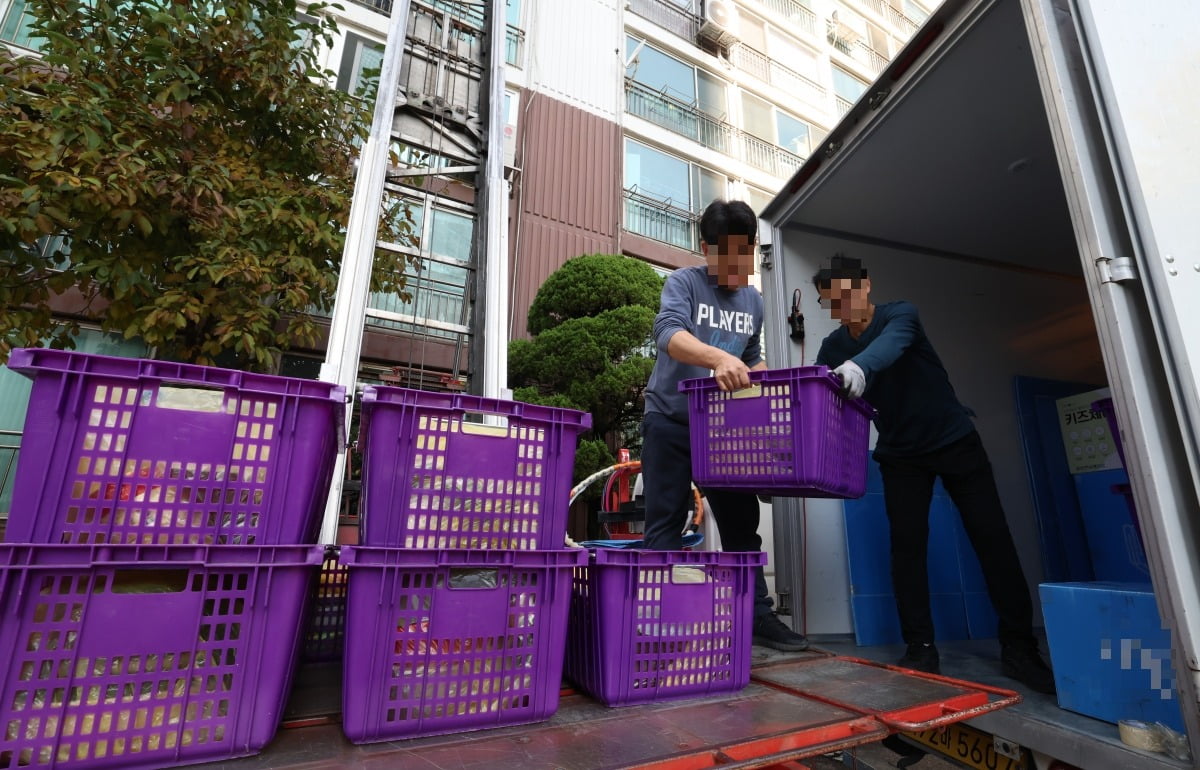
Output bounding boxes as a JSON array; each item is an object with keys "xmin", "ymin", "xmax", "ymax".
[
  {"xmin": 461, "ymin": 411, "xmax": 509, "ymax": 435},
  {"xmin": 671, "ymin": 566, "xmax": 706, "ymax": 584},
  {"xmin": 154, "ymin": 386, "xmax": 226, "ymax": 413},
  {"xmin": 729, "ymin": 384, "xmax": 763, "ymax": 400}
]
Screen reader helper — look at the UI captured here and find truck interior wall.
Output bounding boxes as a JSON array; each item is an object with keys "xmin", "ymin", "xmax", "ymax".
[{"xmin": 774, "ymin": 230, "xmax": 1107, "ymax": 635}]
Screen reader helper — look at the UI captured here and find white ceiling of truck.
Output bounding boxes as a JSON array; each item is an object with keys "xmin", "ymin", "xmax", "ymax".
[{"xmin": 777, "ymin": 0, "xmax": 1083, "ymax": 277}]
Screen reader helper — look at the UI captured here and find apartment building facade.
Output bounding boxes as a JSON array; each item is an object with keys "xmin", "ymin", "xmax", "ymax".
[{"xmin": 0, "ymin": 0, "xmax": 932, "ymax": 514}]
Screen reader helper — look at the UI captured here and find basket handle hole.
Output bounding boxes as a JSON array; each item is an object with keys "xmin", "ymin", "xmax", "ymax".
[
  {"xmin": 460, "ymin": 412, "xmax": 509, "ymax": 436},
  {"xmin": 153, "ymin": 385, "xmax": 227, "ymax": 414},
  {"xmin": 449, "ymin": 568, "xmax": 499, "ymax": 589},
  {"xmin": 670, "ymin": 566, "xmax": 707, "ymax": 585},
  {"xmin": 111, "ymin": 568, "xmax": 190, "ymax": 594}
]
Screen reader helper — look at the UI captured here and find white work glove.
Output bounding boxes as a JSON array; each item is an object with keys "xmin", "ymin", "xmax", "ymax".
[{"xmin": 833, "ymin": 360, "xmax": 866, "ymax": 399}]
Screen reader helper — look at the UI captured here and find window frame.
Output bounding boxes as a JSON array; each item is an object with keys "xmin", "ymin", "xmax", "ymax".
[{"xmin": 336, "ymin": 31, "xmax": 385, "ymax": 96}]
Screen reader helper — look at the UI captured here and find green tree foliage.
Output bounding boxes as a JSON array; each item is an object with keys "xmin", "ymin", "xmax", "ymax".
[
  {"xmin": 526, "ymin": 251, "xmax": 663, "ymax": 336},
  {"xmin": 510, "ymin": 254, "xmax": 664, "ymax": 493},
  {"xmin": 0, "ymin": 0, "xmax": 415, "ymax": 369}
]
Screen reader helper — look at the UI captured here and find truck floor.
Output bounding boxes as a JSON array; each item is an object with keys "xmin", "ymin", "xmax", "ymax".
[
  {"xmin": 810, "ymin": 635, "xmax": 1190, "ymax": 770},
  {"xmin": 193, "ymin": 636, "xmax": 1189, "ymax": 770},
  {"xmin": 198, "ymin": 641, "xmax": 1023, "ymax": 770}
]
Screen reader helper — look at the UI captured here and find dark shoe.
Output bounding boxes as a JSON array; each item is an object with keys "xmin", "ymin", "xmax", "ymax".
[
  {"xmin": 1002, "ymin": 644, "xmax": 1056, "ymax": 694},
  {"xmin": 753, "ymin": 613, "xmax": 810, "ymax": 651},
  {"xmin": 897, "ymin": 643, "xmax": 940, "ymax": 674}
]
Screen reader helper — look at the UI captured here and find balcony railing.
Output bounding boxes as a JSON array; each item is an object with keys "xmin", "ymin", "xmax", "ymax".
[
  {"xmin": 753, "ymin": 0, "xmax": 818, "ymax": 37},
  {"xmin": 829, "ymin": 31, "xmax": 889, "ymax": 75},
  {"xmin": 305, "ymin": 253, "xmax": 470, "ymax": 340},
  {"xmin": 835, "ymin": 96, "xmax": 854, "ymax": 116},
  {"xmin": 365, "ymin": 281, "xmax": 468, "ymax": 340},
  {"xmin": 858, "ymin": 40, "xmax": 889, "ymax": 73},
  {"xmin": 625, "ymin": 80, "xmax": 730, "ymax": 153},
  {"xmin": 624, "ymin": 188, "xmax": 700, "ymax": 252},
  {"xmin": 627, "ymin": 0, "xmax": 700, "ymax": 41},
  {"xmin": 728, "ymin": 43, "xmax": 827, "ymax": 105},
  {"xmin": 625, "ymin": 79, "xmax": 804, "ymax": 178},
  {"xmin": 506, "ymin": 25, "xmax": 525, "ymax": 67},
  {"xmin": 848, "ymin": 0, "xmax": 919, "ymax": 35}
]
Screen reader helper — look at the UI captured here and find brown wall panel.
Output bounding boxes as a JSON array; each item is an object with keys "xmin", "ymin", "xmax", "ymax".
[
  {"xmin": 508, "ymin": 93, "xmax": 621, "ymax": 340},
  {"xmin": 508, "ymin": 217, "xmax": 619, "ymax": 339},
  {"xmin": 518, "ymin": 94, "xmax": 620, "ymax": 234}
]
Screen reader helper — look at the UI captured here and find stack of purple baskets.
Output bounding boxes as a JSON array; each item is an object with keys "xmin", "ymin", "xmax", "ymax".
[
  {"xmin": 0, "ymin": 348, "xmax": 343, "ymax": 769},
  {"xmin": 339, "ymin": 386, "xmax": 590, "ymax": 743}
]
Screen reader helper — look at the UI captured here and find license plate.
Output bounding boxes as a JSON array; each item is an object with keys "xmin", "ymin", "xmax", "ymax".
[{"xmin": 904, "ymin": 722, "xmax": 1028, "ymax": 770}]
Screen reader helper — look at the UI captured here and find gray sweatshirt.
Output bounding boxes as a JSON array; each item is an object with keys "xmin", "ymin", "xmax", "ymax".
[{"xmin": 645, "ymin": 265, "xmax": 765, "ymax": 423}]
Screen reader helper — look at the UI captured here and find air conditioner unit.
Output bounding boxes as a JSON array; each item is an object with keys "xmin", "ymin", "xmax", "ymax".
[{"xmin": 698, "ymin": 0, "xmax": 740, "ymax": 50}]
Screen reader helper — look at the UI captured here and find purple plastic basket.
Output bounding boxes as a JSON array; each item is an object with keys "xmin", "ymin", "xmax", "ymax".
[
  {"xmin": 357, "ymin": 386, "xmax": 591, "ymax": 549},
  {"xmin": 564, "ymin": 549, "xmax": 765, "ymax": 707},
  {"xmin": 680, "ymin": 366, "xmax": 874, "ymax": 498},
  {"xmin": 339, "ymin": 546, "xmax": 585, "ymax": 743},
  {"xmin": 300, "ymin": 556, "xmax": 348, "ymax": 664},
  {"xmin": 0, "ymin": 543, "xmax": 323, "ymax": 770},
  {"xmin": 6, "ymin": 348, "xmax": 344, "ymax": 546}
]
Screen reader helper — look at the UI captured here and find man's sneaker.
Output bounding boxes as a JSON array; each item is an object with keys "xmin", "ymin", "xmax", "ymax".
[
  {"xmin": 1002, "ymin": 644, "xmax": 1056, "ymax": 694},
  {"xmin": 752, "ymin": 613, "xmax": 810, "ymax": 651},
  {"xmin": 897, "ymin": 643, "xmax": 940, "ymax": 674}
]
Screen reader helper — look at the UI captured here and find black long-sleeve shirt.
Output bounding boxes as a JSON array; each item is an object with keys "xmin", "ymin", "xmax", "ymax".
[{"xmin": 816, "ymin": 300, "xmax": 974, "ymax": 457}]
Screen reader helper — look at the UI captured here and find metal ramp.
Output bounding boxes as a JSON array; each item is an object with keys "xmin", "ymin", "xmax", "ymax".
[{"xmin": 213, "ymin": 654, "xmax": 1020, "ymax": 769}]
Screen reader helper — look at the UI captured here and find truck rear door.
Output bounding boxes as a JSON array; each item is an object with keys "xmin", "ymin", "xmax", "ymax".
[{"xmin": 1017, "ymin": 0, "xmax": 1199, "ymax": 744}]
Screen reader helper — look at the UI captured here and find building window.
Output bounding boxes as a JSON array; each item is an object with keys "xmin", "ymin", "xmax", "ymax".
[
  {"xmin": 504, "ymin": 89, "xmax": 519, "ymax": 127},
  {"xmin": 625, "ymin": 37, "xmax": 730, "ymax": 151},
  {"xmin": 768, "ymin": 29, "xmax": 820, "ymax": 82},
  {"xmin": 776, "ymin": 111, "xmax": 812, "ymax": 158},
  {"xmin": 368, "ymin": 200, "xmax": 473, "ymax": 336},
  {"xmin": 832, "ymin": 65, "xmax": 867, "ymax": 113},
  {"xmin": 429, "ymin": 208, "xmax": 473, "ymax": 261},
  {"xmin": 746, "ymin": 187, "xmax": 776, "ymax": 215},
  {"xmin": 626, "ymin": 36, "xmax": 697, "ymax": 105},
  {"xmin": 623, "ymin": 138, "xmax": 726, "ymax": 250},
  {"xmin": 336, "ymin": 32, "xmax": 385, "ymax": 97},
  {"xmin": 903, "ymin": 0, "xmax": 929, "ymax": 24},
  {"xmin": 866, "ymin": 21, "xmax": 892, "ymax": 58},
  {"xmin": 625, "ymin": 139, "xmax": 691, "ymax": 210},
  {"xmin": 1, "ymin": 0, "xmax": 39, "ymax": 50},
  {"xmin": 737, "ymin": 10, "xmax": 768, "ymax": 52},
  {"xmin": 741, "ymin": 91, "xmax": 813, "ymax": 158},
  {"xmin": 741, "ymin": 92, "xmax": 774, "ymax": 142},
  {"xmin": 626, "ymin": 36, "xmax": 728, "ymax": 118}
]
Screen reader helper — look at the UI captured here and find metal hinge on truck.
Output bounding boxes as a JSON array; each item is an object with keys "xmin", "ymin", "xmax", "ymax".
[{"xmin": 1096, "ymin": 255, "xmax": 1137, "ymax": 284}]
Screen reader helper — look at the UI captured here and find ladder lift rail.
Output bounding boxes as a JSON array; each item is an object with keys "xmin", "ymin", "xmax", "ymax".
[{"xmin": 316, "ymin": 0, "xmax": 413, "ymax": 546}]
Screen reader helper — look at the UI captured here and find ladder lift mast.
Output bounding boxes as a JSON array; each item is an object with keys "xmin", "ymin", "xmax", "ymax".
[{"xmin": 315, "ymin": 0, "xmax": 510, "ymax": 545}]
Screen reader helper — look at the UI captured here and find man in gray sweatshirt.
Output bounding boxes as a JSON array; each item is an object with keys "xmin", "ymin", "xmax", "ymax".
[{"xmin": 641, "ymin": 199, "xmax": 809, "ymax": 652}]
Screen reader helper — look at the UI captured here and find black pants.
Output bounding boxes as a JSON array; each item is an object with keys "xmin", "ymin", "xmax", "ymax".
[
  {"xmin": 876, "ymin": 430, "xmax": 1035, "ymax": 648},
  {"xmin": 640, "ymin": 411, "xmax": 773, "ymax": 617}
]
